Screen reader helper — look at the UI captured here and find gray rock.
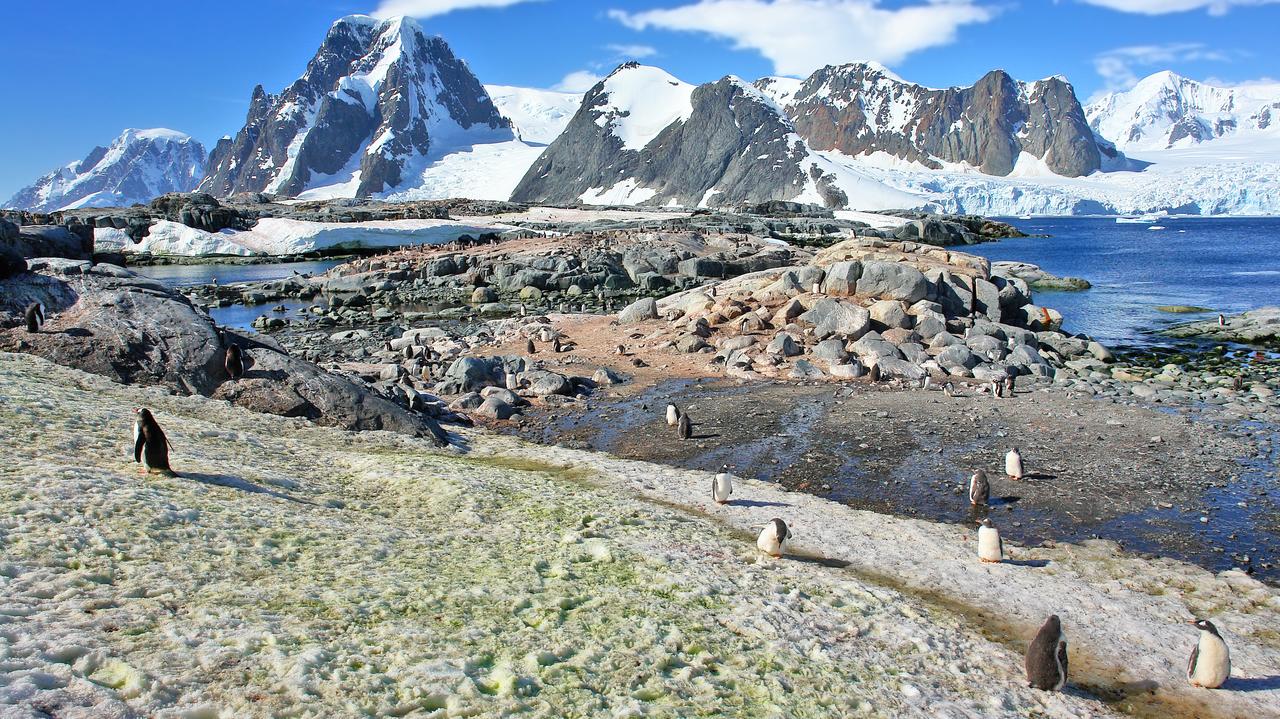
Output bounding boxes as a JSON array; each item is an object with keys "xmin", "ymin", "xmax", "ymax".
[
  {"xmin": 475, "ymin": 396, "xmax": 518, "ymax": 420},
  {"xmin": 450, "ymin": 392, "xmax": 484, "ymax": 411},
  {"xmin": 812, "ymin": 338, "xmax": 849, "ymax": 362},
  {"xmin": 936, "ymin": 344, "xmax": 980, "ymax": 370},
  {"xmin": 524, "ymin": 370, "xmax": 573, "ymax": 397},
  {"xmin": 592, "ymin": 367, "xmax": 626, "ymax": 385},
  {"xmin": 872, "ymin": 357, "xmax": 926, "ymax": 381},
  {"xmin": 675, "ymin": 334, "xmax": 711, "ymax": 353},
  {"xmin": 618, "ymin": 297, "xmax": 659, "ymax": 324},
  {"xmin": 471, "ymin": 286, "xmax": 498, "ymax": 303},
  {"xmin": 799, "ymin": 299, "xmax": 871, "ymax": 340},
  {"xmin": 868, "ymin": 299, "xmax": 911, "ymax": 330},
  {"xmin": 766, "ymin": 333, "xmax": 802, "ymax": 357},
  {"xmin": 788, "ymin": 359, "xmax": 825, "ymax": 380},
  {"xmin": 828, "ymin": 360, "xmax": 866, "ymax": 379},
  {"xmin": 856, "ymin": 261, "xmax": 928, "ymax": 303},
  {"xmin": 820, "ymin": 261, "xmax": 861, "ymax": 296}
]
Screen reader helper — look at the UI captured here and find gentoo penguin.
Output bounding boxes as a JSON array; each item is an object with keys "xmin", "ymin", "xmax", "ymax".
[
  {"xmin": 1025, "ymin": 615, "xmax": 1069, "ymax": 691},
  {"xmin": 756, "ymin": 518, "xmax": 790, "ymax": 557},
  {"xmin": 977, "ymin": 518, "xmax": 1003, "ymax": 563},
  {"xmin": 552, "ymin": 336, "xmax": 563, "ymax": 353},
  {"xmin": 943, "ymin": 381, "xmax": 956, "ymax": 398},
  {"xmin": 677, "ymin": 411, "xmax": 692, "ymax": 440},
  {"xmin": 224, "ymin": 343, "xmax": 245, "ymax": 380},
  {"xmin": 24, "ymin": 302, "xmax": 45, "ymax": 333},
  {"xmin": 519, "ymin": 303, "xmax": 527, "ymax": 317},
  {"xmin": 665, "ymin": 403, "xmax": 680, "ymax": 426},
  {"xmin": 526, "ymin": 337, "xmax": 536, "ymax": 354},
  {"xmin": 868, "ymin": 363, "xmax": 881, "ymax": 383},
  {"xmin": 1003, "ymin": 374, "xmax": 1015, "ymax": 397},
  {"xmin": 1186, "ymin": 619, "xmax": 1231, "ymax": 688},
  {"xmin": 811, "ymin": 281, "xmax": 822, "ymax": 295},
  {"xmin": 1005, "ymin": 448, "xmax": 1024, "ymax": 481},
  {"xmin": 1218, "ymin": 313, "xmax": 1226, "ymax": 327},
  {"xmin": 712, "ymin": 468, "xmax": 733, "ymax": 504},
  {"xmin": 969, "ymin": 469, "xmax": 990, "ymax": 506},
  {"xmin": 991, "ymin": 379, "xmax": 1004, "ymax": 398},
  {"xmin": 1232, "ymin": 375, "xmax": 1243, "ymax": 392},
  {"xmin": 133, "ymin": 408, "xmax": 173, "ymax": 476}
]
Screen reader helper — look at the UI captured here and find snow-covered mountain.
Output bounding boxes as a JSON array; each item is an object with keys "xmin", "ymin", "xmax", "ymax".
[
  {"xmin": 5, "ymin": 128, "xmax": 205, "ymax": 212},
  {"xmin": 200, "ymin": 15, "xmax": 512, "ymax": 200},
  {"xmin": 777, "ymin": 62, "xmax": 1103, "ymax": 177},
  {"xmin": 485, "ymin": 85, "xmax": 580, "ymax": 145},
  {"xmin": 510, "ymin": 63, "xmax": 920, "ymax": 210},
  {"xmin": 1087, "ymin": 71, "xmax": 1280, "ymax": 151}
]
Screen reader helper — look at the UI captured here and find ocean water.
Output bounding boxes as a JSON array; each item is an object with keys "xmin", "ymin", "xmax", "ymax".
[
  {"xmin": 135, "ymin": 259, "xmax": 343, "ymax": 288},
  {"xmin": 968, "ymin": 217, "xmax": 1280, "ymax": 348}
]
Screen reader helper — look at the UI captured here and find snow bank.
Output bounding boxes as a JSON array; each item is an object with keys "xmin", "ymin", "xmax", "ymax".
[
  {"xmin": 230, "ymin": 218, "xmax": 517, "ymax": 255},
  {"xmin": 94, "ymin": 221, "xmax": 256, "ymax": 256}
]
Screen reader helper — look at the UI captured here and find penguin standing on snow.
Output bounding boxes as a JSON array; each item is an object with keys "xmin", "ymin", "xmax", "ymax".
[
  {"xmin": 677, "ymin": 411, "xmax": 692, "ymax": 440},
  {"xmin": 665, "ymin": 403, "xmax": 680, "ymax": 427},
  {"xmin": 977, "ymin": 518, "xmax": 1003, "ymax": 563},
  {"xmin": 133, "ymin": 408, "xmax": 174, "ymax": 476},
  {"xmin": 24, "ymin": 302, "xmax": 45, "ymax": 333},
  {"xmin": 712, "ymin": 467, "xmax": 733, "ymax": 504},
  {"xmin": 756, "ymin": 518, "xmax": 790, "ymax": 557},
  {"xmin": 1006, "ymin": 448, "xmax": 1024, "ymax": 481},
  {"xmin": 224, "ymin": 342, "xmax": 245, "ymax": 380},
  {"xmin": 1186, "ymin": 619, "xmax": 1231, "ymax": 688},
  {"xmin": 1025, "ymin": 614, "xmax": 1068, "ymax": 691},
  {"xmin": 969, "ymin": 469, "xmax": 990, "ymax": 506}
]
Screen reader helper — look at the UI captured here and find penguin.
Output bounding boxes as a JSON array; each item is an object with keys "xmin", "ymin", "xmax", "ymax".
[
  {"xmin": 224, "ymin": 343, "xmax": 245, "ymax": 380},
  {"xmin": 1218, "ymin": 313, "xmax": 1226, "ymax": 327},
  {"xmin": 943, "ymin": 381, "xmax": 956, "ymax": 398},
  {"xmin": 1005, "ymin": 448, "xmax": 1024, "ymax": 481},
  {"xmin": 520, "ymin": 303, "xmax": 528, "ymax": 317},
  {"xmin": 977, "ymin": 518, "xmax": 1003, "ymax": 563},
  {"xmin": 666, "ymin": 403, "xmax": 680, "ymax": 427},
  {"xmin": 1232, "ymin": 375, "xmax": 1243, "ymax": 392},
  {"xmin": 756, "ymin": 518, "xmax": 790, "ymax": 558},
  {"xmin": 811, "ymin": 281, "xmax": 822, "ymax": 295},
  {"xmin": 1025, "ymin": 615, "xmax": 1068, "ymax": 691},
  {"xmin": 402, "ymin": 383, "xmax": 421, "ymax": 411},
  {"xmin": 712, "ymin": 468, "xmax": 733, "ymax": 504},
  {"xmin": 1003, "ymin": 374, "xmax": 1015, "ymax": 397},
  {"xmin": 133, "ymin": 408, "xmax": 174, "ymax": 476},
  {"xmin": 969, "ymin": 469, "xmax": 990, "ymax": 506},
  {"xmin": 1186, "ymin": 619, "xmax": 1231, "ymax": 689},
  {"xmin": 24, "ymin": 302, "xmax": 45, "ymax": 333},
  {"xmin": 991, "ymin": 379, "xmax": 1004, "ymax": 398},
  {"xmin": 552, "ymin": 336, "xmax": 563, "ymax": 353},
  {"xmin": 919, "ymin": 376, "xmax": 932, "ymax": 390},
  {"xmin": 526, "ymin": 337, "xmax": 536, "ymax": 354},
  {"xmin": 868, "ymin": 363, "xmax": 882, "ymax": 383},
  {"xmin": 677, "ymin": 411, "xmax": 692, "ymax": 441}
]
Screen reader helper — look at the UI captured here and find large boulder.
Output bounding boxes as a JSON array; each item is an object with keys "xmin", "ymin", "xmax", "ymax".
[
  {"xmin": 0, "ymin": 266, "xmax": 443, "ymax": 442},
  {"xmin": 618, "ymin": 297, "xmax": 659, "ymax": 324},
  {"xmin": 3, "ymin": 225, "xmax": 93, "ymax": 262},
  {"xmin": 856, "ymin": 261, "xmax": 928, "ymax": 303},
  {"xmin": 798, "ymin": 299, "xmax": 871, "ymax": 340},
  {"xmin": 820, "ymin": 261, "xmax": 861, "ymax": 296},
  {"xmin": 868, "ymin": 300, "xmax": 911, "ymax": 330}
]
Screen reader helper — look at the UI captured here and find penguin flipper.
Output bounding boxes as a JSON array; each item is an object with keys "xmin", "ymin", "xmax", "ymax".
[
  {"xmin": 134, "ymin": 430, "xmax": 146, "ymax": 463},
  {"xmin": 1187, "ymin": 645, "xmax": 1199, "ymax": 680},
  {"xmin": 1057, "ymin": 641, "xmax": 1069, "ymax": 683},
  {"xmin": 998, "ymin": 536, "xmax": 1004, "ymax": 559}
]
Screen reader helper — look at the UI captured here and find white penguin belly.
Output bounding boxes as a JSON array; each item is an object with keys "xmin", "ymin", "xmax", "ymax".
[
  {"xmin": 712, "ymin": 475, "xmax": 732, "ymax": 503},
  {"xmin": 756, "ymin": 530, "xmax": 782, "ymax": 557},
  {"xmin": 666, "ymin": 406, "xmax": 679, "ymax": 426},
  {"xmin": 977, "ymin": 527, "xmax": 1002, "ymax": 562},
  {"xmin": 1006, "ymin": 454, "xmax": 1023, "ymax": 478},
  {"xmin": 1192, "ymin": 635, "xmax": 1230, "ymax": 687}
]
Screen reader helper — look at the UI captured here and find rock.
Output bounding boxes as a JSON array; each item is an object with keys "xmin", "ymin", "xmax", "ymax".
[
  {"xmin": 5, "ymin": 225, "xmax": 92, "ymax": 261},
  {"xmin": 936, "ymin": 344, "xmax": 980, "ymax": 370},
  {"xmin": 868, "ymin": 299, "xmax": 911, "ymax": 330},
  {"xmin": 442, "ymin": 357, "xmax": 503, "ymax": 393},
  {"xmin": 471, "ymin": 286, "xmax": 498, "ymax": 303},
  {"xmin": 480, "ymin": 387, "xmax": 523, "ymax": 406},
  {"xmin": 850, "ymin": 333, "xmax": 902, "ymax": 361},
  {"xmin": 871, "ymin": 357, "xmax": 926, "ymax": 381},
  {"xmin": 1087, "ymin": 341, "xmax": 1114, "ymax": 363},
  {"xmin": 449, "ymin": 392, "xmax": 484, "ymax": 411},
  {"xmin": 718, "ymin": 335, "xmax": 757, "ymax": 352},
  {"xmin": 819, "ymin": 261, "xmax": 861, "ymax": 296},
  {"xmin": 789, "ymin": 359, "xmax": 825, "ymax": 380},
  {"xmin": 913, "ymin": 315, "xmax": 946, "ymax": 340},
  {"xmin": 971, "ymin": 364, "xmax": 1010, "ymax": 381},
  {"xmin": 856, "ymin": 261, "xmax": 928, "ymax": 303},
  {"xmin": 675, "ymin": 334, "xmax": 711, "ymax": 353},
  {"xmin": 24, "ymin": 257, "xmax": 92, "ymax": 275},
  {"xmin": 812, "ymin": 338, "xmax": 849, "ymax": 362},
  {"xmin": 524, "ymin": 370, "xmax": 573, "ymax": 397},
  {"xmin": 618, "ymin": 297, "xmax": 659, "ymax": 324},
  {"xmin": 474, "ymin": 396, "xmax": 518, "ymax": 420},
  {"xmin": 828, "ymin": 360, "xmax": 865, "ymax": 379},
  {"xmin": 592, "ymin": 367, "xmax": 626, "ymax": 385},
  {"xmin": 767, "ymin": 333, "xmax": 802, "ymax": 357},
  {"xmin": 799, "ymin": 299, "xmax": 871, "ymax": 340},
  {"xmin": 928, "ymin": 332, "xmax": 962, "ymax": 351}
]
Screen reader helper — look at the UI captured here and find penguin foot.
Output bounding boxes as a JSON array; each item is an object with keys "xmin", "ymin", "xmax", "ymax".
[{"xmin": 980, "ymin": 559, "xmax": 1002, "ymax": 564}]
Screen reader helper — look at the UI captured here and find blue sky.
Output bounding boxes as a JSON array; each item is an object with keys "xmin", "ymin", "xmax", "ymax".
[{"xmin": 2, "ymin": 0, "xmax": 1277, "ymax": 200}]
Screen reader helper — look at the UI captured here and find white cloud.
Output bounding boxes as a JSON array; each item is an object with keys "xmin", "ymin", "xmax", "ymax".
[
  {"xmin": 1092, "ymin": 43, "xmax": 1230, "ymax": 94},
  {"xmin": 605, "ymin": 44, "xmax": 659, "ymax": 60},
  {"xmin": 553, "ymin": 70, "xmax": 604, "ymax": 93},
  {"xmin": 607, "ymin": 0, "xmax": 995, "ymax": 77},
  {"xmin": 372, "ymin": 0, "xmax": 537, "ymax": 19},
  {"xmin": 1075, "ymin": 0, "xmax": 1279, "ymax": 15}
]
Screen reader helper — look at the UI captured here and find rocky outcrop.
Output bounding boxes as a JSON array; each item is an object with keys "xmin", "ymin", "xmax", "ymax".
[
  {"xmin": 778, "ymin": 63, "xmax": 1103, "ymax": 177},
  {"xmin": 4, "ymin": 129, "xmax": 205, "ymax": 212},
  {"xmin": 0, "ymin": 262, "xmax": 445, "ymax": 442},
  {"xmin": 200, "ymin": 15, "xmax": 510, "ymax": 199},
  {"xmin": 1165, "ymin": 307, "xmax": 1280, "ymax": 344}
]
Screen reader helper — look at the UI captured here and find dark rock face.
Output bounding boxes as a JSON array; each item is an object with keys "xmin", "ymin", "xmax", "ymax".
[
  {"xmin": 0, "ymin": 263, "xmax": 444, "ymax": 442},
  {"xmin": 200, "ymin": 15, "xmax": 510, "ymax": 200},
  {"xmin": 0, "ymin": 225, "xmax": 93, "ymax": 263},
  {"xmin": 4, "ymin": 129, "xmax": 206, "ymax": 212},
  {"xmin": 779, "ymin": 64, "xmax": 1101, "ymax": 178},
  {"xmin": 513, "ymin": 69, "xmax": 837, "ymax": 207}
]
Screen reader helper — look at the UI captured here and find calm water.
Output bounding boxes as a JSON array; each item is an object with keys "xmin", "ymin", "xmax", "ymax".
[
  {"xmin": 970, "ymin": 217, "xmax": 1280, "ymax": 348},
  {"xmin": 135, "ymin": 260, "xmax": 343, "ymax": 288}
]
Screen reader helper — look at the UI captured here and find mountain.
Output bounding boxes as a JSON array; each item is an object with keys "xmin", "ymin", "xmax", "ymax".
[
  {"xmin": 199, "ymin": 15, "xmax": 511, "ymax": 200},
  {"xmin": 5, "ymin": 129, "xmax": 205, "ymax": 212},
  {"xmin": 484, "ymin": 85, "xmax": 581, "ymax": 145},
  {"xmin": 1086, "ymin": 71, "xmax": 1280, "ymax": 152},
  {"xmin": 775, "ymin": 62, "xmax": 1102, "ymax": 177},
  {"xmin": 510, "ymin": 63, "xmax": 920, "ymax": 210}
]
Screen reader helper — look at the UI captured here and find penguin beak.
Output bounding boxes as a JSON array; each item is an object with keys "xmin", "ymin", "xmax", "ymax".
[{"xmin": 1185, "ymin": 620, "xmax": 1199, "ymax": 626}]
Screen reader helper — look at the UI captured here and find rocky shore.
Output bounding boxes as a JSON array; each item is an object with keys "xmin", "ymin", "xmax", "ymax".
[{"xmin": 1166, "ymin": 307, "xmax": 1280, "ymax": 345}]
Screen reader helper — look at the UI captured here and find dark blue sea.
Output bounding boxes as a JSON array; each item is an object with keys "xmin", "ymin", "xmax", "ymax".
[{"xmin": 970, "ymin": 217, "xmax": 1280, "ymax": 348}]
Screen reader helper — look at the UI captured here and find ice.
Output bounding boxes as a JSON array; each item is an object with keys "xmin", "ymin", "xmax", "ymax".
[{"xmin": 595, "ymin": 65, "xmax": 695, "ymax": 151}]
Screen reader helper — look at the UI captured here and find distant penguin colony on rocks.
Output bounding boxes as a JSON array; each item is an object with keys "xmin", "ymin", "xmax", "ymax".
[
  {"xmin": 678, "ymin": 411, "xmax": 692, "ymax": 440},
  {"xmin": 1006, "ymin": 448, "xmax": 1024, "ymax": 480},
  {"xmin": 224, "ymin": 343, "xmax": 245, "ymax": 380},
  {"xmin": 712, "ymin": 467, "xmax": 733, "ymax": 504},
  {"xmin": 666, "ymin": 403, "xmax": 680, "ymax": 427},
  {"xmin": 133, "ymin": 408, "xmax": 173, "ymax": 476},
  {"xmin": 24, "ymin": 302, "xmax": 44, "ymax": 333},
  {"xmin": 757, "ymin": 518, "xmax": 790, "ymax": 557},
  {"xmin": 1026, "ymin": 615, "xmax": 1069, "ymax": 691},
  {"xmin": 977, "ymin": 518, "xmax": 1003, "ymax": 563},
  {"xmin": 1187, "ymin": 619, "xmax": 1231, "ymax": 688},
  {"xmin": 969, "ymin": 469, "xmax": 990, "ymax": 506}
]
